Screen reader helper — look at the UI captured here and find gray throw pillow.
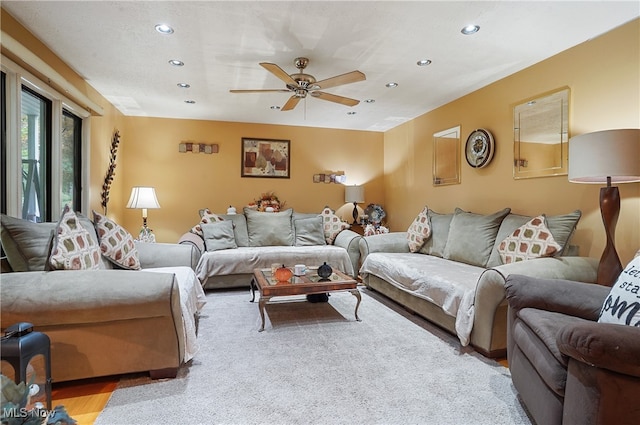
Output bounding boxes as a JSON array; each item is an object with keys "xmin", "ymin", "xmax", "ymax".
[
  {"xmin": 202, "ymin": 221, "xmax": 238, "ymax": 251},
  {"xmin": 1, "ymin": 214, "xmax": 55, "ymax": 271},
  {"xmin": 244, "ymin": 208, "xmax": 294, "ymax": 247},
  {"xmin": 218, "ymin": 213, "xmax": 249, "ymax": 247},
  {"xmin": 294, "ymin": 216, "xmax": 326, "ymax": 246},
  {"xmin": 444, "ymin": 207, "xmax": 511, "ymax": 267},
  {"xmin": 419, "ymin": 210, "xmax": 454, "ymax": 257},
  {"xmin": 546, "ymin": 210, "xmax": 581, "ymax": 255}
]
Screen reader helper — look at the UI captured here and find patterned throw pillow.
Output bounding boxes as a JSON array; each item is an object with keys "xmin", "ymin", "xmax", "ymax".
[
  {"xmin": 49, "ymin": 205, "xmax": 101, "ymax": 270},
  {"xmin": 320, "ymin": 207, "xmax": 350, "ymax": 244},
  {"xmin": 407, "ymin": 206, "xmax": 431, "ymax": 252},
  {"xmin": 92, "ymin": 210, "xmax": 141, "ymax": 270},
  {"xmin": 190, "ymin": 208, "xmax": 224, "ymax": 238},
  {"xmin": 598, "ymin": 256, "xmax": 640, "ymax": 327},
  {"xmin": 498, "ymin": 215, "xmax": 562, "ymax": 264}
]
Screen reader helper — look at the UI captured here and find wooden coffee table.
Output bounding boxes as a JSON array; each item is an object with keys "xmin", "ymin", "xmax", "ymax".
[{"xmin": 250, "ymin": 267, "xmax": 361, "ymax": 332}]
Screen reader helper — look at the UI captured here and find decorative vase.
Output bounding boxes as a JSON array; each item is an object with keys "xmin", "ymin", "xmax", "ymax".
[
  {"xmin": 227, "ymin": 206, "xmax": 237, "ymax": 215},
  {"xmin": 274, "ymin": 265, "xmax": 292, "ymax": 282},
  {"xmin": 265, "ymin": 206, "xmax": 275, "ymax": 212},
  {"xmin": 318, "ymin": 262, "xmax": 332, "ymax": 280}
]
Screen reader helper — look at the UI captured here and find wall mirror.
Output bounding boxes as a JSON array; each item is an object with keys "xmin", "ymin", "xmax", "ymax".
[
  {"xmin": 433, "ymin": 126, "xmax": 461, "ymax": 186},
  {"xmin": 513, "ymin": 87, "xmax": 569, "ymax": 179}
]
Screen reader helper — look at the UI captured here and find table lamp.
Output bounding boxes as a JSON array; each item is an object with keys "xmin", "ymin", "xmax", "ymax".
[
  {"xmin": 568, "ymin": 129, "xmax": 640, "ymax": 286},
  {"xmin": 345, "ymin": 185, "xmax": 365, "ymax": 224},
  {"xmin": 126, "ymin": 186, "xmax": 161, "ymax": 242}
]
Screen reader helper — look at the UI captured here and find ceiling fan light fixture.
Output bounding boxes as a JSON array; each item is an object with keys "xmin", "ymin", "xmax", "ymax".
[
  {"xmin": 177, "ymin": 83, "xmax": 190, "ymax": 88},
  {"xmin": 461, "ymin": 24, "xmax": 480, "ymax": 35},
  {"xmin": 155, "ymin": 24, "xmax": 174, "ymax": 35},
  {"xmin": 168, "ymin": 59, "xmax": 184, "ymax": 67},
  {"xmin": 386, "ymin": 82, "xmax": 398, "ymax": 88},
  {"xmin": 417, "ymin": 59, "xmax": 432, "ymax": 66}
]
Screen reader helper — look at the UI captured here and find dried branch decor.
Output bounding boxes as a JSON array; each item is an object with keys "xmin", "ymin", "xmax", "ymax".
[{"xmin": 101, "ymin": 130, "xmax": 120, "ymax": 214}]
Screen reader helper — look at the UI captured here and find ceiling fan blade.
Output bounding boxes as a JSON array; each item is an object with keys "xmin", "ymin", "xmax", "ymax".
[
  {"xmin": 230, "ymin": 89, "xmax": 291, "ymax": 93},
  {"xmin": 314, "ymin": 70, "xmax": 365, "ymax": 90},
  {"xmin": 281, "ymin": 95, "xmax": 302, "ymax": 111},
  {"xmin": 311, "ymin": 91, "xmax": 360, "ymax": 107},
  {"xmin": 260, "ymin": 62, "xmax": 299, "ymax": 87}
]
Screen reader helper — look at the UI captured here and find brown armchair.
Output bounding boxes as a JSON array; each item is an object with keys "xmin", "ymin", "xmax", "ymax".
[{"xmin": 505, "ymin": 274, "xmax": 640, "ymax": 425}]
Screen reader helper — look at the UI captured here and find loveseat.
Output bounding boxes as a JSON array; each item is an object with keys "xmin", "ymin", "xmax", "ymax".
[
  {"xmin": 506, "ymin": 271, "xmax": 640, "ymax": 424},
  {"xmin": 182, "ymin": 207, "xmax": 361, "ymax": 289},
  {"xmin": 1, "ymin": 212, "xmax": 205, "ymax": 383},
  {"xmin": 359, "ymin": 207, "xmax": 598, "ymax": 357}
]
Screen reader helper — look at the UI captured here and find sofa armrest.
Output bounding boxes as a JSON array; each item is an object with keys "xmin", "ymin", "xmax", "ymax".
[
  {"xmin": 359, "ymin": 232, "xmax": 409, "ymax": 261},
  {"xmin": 333, "ymin": 229, "xmax": 362, "ymax": 278},
  {"xmin": 558, "ymin": 322, "xmax": 640, "ymax": 377},
  {"xmin": 505, "ymin": 272, "xmax": 609, "ymax": 321},
  {"xmin": 137, "ymin": 242, "xmax": 200, "ymax": 270}
]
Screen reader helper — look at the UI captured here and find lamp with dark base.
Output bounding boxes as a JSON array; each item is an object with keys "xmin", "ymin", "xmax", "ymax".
[
  {"xmin": 569, "ymin": 129, "xmax": 639, "ymax": 286},
  {"xmin": 344, "ymin": 185, "xmax": 365, "ymax": 225}
]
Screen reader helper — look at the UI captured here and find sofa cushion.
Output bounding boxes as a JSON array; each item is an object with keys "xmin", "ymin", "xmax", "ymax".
[
  {"xmin": 444, "ymin": 208, "xmax": 511, "ymax": 267},
  {"xmin": 320, "ymin": 207, "xmax": 349, "ymax": 244},
  {"xmin": 598, "ymin": 256, "xmax": 640, "ymax": 326},
  {"xmin": 514, "ymin": 308, "xmax": 578, "ymax": 397},
  {"xmin": 49, "ymin": 205, "xmax": 101, "ymax": 270},
  {"xmin": 418, "ymin": 209, "xmax": 453, "ymax": 257},
  {"xmin": 244, "ymin": 207, "xmax": 294, "ymax": 246},
  {"xmin": 92, "ymin": 211, "xmax": 140, "ymax": 270},
  {"xmin": 202, "ymin": 220, "xmax": 238, "ymax": 251},
  {"xmin": 218, "ymin": 213, "xmax": 249, "ymax": 247},
  {"xmin": 498, "ymin": 216, "xmax": 562, "ymax": 264},
  {"xmin": 1, "ymin": 214, "xmax": 56, "ymax": 271},
  {"xmin": 190, "ymin": 208, "xmax": 224, "ymax": 237},
  {"xmin": 407, "ymin": 206, "xmax": 431, "ymax": 253},
  {"xmin": 294, "ymin": 215, "xmax": 326, "ymax": 246}
]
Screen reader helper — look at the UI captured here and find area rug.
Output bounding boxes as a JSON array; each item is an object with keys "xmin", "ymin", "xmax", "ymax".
[{"xmin": 95, "ymin": 288, "xmax": 532, "ymax": 425}]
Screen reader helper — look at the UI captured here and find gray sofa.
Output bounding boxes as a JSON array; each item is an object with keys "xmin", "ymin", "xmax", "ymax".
[
  {"xmin": 1, "ymin": 214, "xmax": 204, "ymax": 383},
  {"xmin": 359, "ymin": 207, "xmax": 598, "ymax": 357},
  {"xmin": 181, "ymin": 208, "xmax": 362, "ymax": 289},
  {"xmin": 506, "ymin": 274, "xmax": 640, "ymax": 424}
]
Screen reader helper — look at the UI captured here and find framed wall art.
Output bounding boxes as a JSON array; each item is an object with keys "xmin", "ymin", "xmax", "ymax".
[{"xmin": 241, "ymin": 137, "xmax": 290, "ymax": 178}]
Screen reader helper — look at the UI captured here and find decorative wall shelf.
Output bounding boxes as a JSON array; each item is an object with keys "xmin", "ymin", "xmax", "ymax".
[{"xmin": 179, "ymin": 142, "xmax": 219, "ymax": 154}]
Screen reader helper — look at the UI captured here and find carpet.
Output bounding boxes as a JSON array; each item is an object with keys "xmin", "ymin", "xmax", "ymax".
[{"xmin": 95, "ymin": 288, "xmax": 532, "ymax": 425}]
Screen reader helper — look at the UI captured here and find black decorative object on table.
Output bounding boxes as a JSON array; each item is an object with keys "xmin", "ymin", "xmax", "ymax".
[{"xmin": 318, "ymin": 262, "xmax": 333, "ymax": 280}]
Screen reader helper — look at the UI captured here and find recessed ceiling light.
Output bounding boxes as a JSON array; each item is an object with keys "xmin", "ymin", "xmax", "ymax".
[
  {"xmin": 168, "ymin": 59, "xmax": 184, "ymax": 66},
  {"xmin": 417, "ymin": 59, "xmax": 432, "ymax": 66},
  {"xmin": 155, "ymin": 24, "xmax": 174, "ymax": 35},
  {"xmin": 386, "ymin": 82, "xmax": 398, "ymax": 88},
  {"xmin": 461, "ymin": 24, "xmax": 480, "ymax": 35},
  {"xmin": 347, "ymin": 111, "xmax": 357, "ymax": 115},
  {"xmin": 270, "ymin": 105, "xmax": 281, "ymax": 110},
  {"xmin": 364, "ymin": 99, "xmax": 375, "ymax": 103},
  {"xmin": 177, "ymin": 83, "xmax": 190, "ymax": 88},
  {"xmin": 184, "ymin": 100, "xmax": 195, "ymax": 104}
]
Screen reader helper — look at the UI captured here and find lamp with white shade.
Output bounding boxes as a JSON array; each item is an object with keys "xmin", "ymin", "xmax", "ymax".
[
  {"xmin": 568, "ymin": 128, "xmax": 640, "ymax": 286},
  {"xmin": 345, "ymin": 185, "xmax": 365, "ymax": 224},
  {"xmin": 126, "ymin": 187, "xmax": 161, "ymax": 242}
]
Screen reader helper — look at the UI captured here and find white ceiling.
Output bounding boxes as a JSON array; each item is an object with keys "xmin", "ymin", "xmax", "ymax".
[{"xmin": 3, "ymin": 1, "xmax": 638, "ymax": 132}]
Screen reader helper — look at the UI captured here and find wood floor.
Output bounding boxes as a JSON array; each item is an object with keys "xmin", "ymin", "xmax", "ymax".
[{"xmin": 51, "ymin": 377, "xmax": 118, "ymax": 425}]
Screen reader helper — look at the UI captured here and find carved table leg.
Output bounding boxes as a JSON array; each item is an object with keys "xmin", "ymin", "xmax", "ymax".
[
  {"xmin": 258, "ymin": 296, "xmax": 271, "ymax": 332},
  {"xmin": 250, "ymin": 277, "xmax": 256, "ymax": 302},
  {"xmin": 350, "ymin": 289, "xmax": 362, "ymax": 322}
]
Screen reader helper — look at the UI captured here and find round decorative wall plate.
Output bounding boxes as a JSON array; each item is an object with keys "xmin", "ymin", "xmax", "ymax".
[{"xmin": 465, "ymin": 128, "xmax": 495, "ymax": 168}]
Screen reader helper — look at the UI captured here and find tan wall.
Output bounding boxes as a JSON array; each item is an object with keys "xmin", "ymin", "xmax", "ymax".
[
  {"xmin": 119, "ymin": 118, "xmax": 383, "ymax": 242},
  {"xmin": 384, "ymin": 18, "xmax": 640, "ymax": 264}
]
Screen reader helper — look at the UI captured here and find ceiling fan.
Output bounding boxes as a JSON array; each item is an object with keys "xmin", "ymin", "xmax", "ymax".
[{"xmin": 230, "ymin": 57, "xmax": 366, "ymax": 111}]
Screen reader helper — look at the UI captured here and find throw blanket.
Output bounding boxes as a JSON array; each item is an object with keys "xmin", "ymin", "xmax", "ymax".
[
  {"xmin": 196, "ymin": 246, "xmax": 354, "ymax": 282},
  {"xmin": 145, "ymin": 267, "xmax": 207, "ymax": 362},
  {"xmin": 360, "ymin": 253, "xmax": 483, "ymax": 345}
]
